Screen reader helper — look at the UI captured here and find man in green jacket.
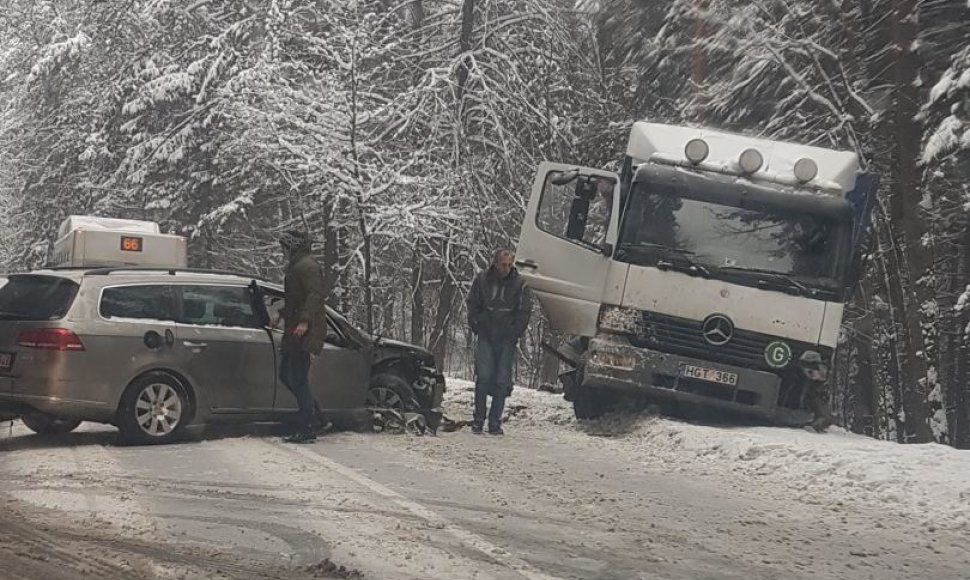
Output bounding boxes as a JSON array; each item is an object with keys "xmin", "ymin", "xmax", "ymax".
[{"xmin": 278, "ymin": 230, "xmax": 328, "ymax": 443}]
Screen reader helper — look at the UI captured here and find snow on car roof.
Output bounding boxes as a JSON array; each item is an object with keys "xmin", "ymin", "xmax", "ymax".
[{"xmin": 57, "ymin": 215, "xmax": 161, "ymax": 239}]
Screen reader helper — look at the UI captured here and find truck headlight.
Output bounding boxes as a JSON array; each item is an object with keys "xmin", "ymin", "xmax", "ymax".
[
  {"xmin": 598, "ymin": 305, "xmax": 641, "ymax": 335},
  {"xmin": 590, "ymin": 350, "xmax": 636, "ymax": 371},
  {"xmin": 739, "ymin": 148, "xmax": 764, "ymax": 174}
]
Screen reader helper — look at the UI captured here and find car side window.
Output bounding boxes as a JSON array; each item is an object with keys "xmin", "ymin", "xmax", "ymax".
[
  {"xmin": 178, "ymin": 285, "xmax": 260, "ymax": 330},
  {"xmin": 100, "ymin": 285, "xmax": 174, "ymax": 321}
]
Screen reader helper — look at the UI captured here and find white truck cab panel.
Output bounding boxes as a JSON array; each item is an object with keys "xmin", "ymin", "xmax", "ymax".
[{"xmin": 626, "ymin": 122, "xmax": 861, "ymax": 194}]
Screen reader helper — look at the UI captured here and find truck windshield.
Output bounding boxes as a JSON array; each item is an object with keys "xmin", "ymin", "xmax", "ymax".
[{"xmin": 617, "ymin": 181, "xmax": 851, "ymax": 298}]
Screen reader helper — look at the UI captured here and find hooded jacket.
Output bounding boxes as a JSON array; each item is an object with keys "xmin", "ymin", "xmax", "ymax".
[
  {"xmin": 466, "ymin": 267, "xmax": 532, "ymax": 343},
  {"xmin": 282, "ymin": 248, "xmax": 327, "ymax": 355}
]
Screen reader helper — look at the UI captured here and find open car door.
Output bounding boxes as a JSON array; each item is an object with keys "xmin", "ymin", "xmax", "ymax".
[
  {"xmin": 310, "ymin": 315, "xmax": 371, "ymax": 410},
  {"xmin": 260, "ymin": 286, "xmax": 370, "ymax": 412},
  {"xmin": 515, "ymin": 162, "xmax": 621, "ymax": 336}
]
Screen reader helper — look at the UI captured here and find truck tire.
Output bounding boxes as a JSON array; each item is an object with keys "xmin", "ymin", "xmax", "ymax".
[
  {"xmin": 21, "ymin": 413, "xmax": 82, "ymax": 435},
  {"xmin": 572, "ymin": 385, "xmax": 609, "ymax": 420}
]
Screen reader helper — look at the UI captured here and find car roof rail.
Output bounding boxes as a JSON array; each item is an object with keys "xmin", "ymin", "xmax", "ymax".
[{"xmin": 82, "ymin": 267, "xmax": 257, "ymax": 279}]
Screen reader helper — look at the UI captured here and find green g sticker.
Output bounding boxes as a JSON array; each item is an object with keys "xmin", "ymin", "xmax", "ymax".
[{"xmin": 765, "ymin": 341, "xmax": 793, "ymax": 368}]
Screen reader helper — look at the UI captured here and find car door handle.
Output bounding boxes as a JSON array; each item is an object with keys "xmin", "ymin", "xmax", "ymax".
[
  {"xmin": 515, "ymin": 259, "xmax": 538, "ymax": 270},
  {"xmin": 183, "ymin": 341, "xmax": 208, "ymax": 349}
]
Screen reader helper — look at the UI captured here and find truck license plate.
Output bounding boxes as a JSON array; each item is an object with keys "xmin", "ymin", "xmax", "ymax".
[
  {"xmin": 0, "ymin": 352, "xmax": 13, "ymax": 371},
  {"xmin": 680, "ymin": 364, "xmax": 738, "ymax": 386}
]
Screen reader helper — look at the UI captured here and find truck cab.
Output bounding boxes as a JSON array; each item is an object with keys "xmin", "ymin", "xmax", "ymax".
[{"xmin": 517, "ymin": 123, "xmax": 877, "ymax": 426}]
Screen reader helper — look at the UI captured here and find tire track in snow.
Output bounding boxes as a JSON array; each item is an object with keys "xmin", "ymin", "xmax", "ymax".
[{"xmin": 270, "ymin": 440, "xmax": 565, "ymax": 580}]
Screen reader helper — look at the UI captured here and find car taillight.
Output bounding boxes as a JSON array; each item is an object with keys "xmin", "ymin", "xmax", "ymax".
[{"xmin": 17, "ymin": 328, "xmax": 85, "ymax": 351}]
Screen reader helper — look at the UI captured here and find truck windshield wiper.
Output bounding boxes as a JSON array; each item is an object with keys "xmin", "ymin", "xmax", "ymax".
[
  {"xmin": 656, "ymin": 255, "xmax": 712, "ymax": 278},
  {"xmin": 619, "ymin": 242, "xmax": 712, "ymax": 277},
  {"xmin": 719, "ymin": 267, "xmax": 809, "ymax": 296}
]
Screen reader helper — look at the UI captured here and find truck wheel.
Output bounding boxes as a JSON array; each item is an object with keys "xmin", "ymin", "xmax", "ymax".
[
  {"xmin": 572, "ymin": 385, "xmax": 608, "ymax": 420},
  {"xmin": 117, "ymin": 372, "xmax": 190, "ymax": 445},
  {"xmin": 21, "ymin": 413, "xmax": 82, "ymax": 435},
  {"xmin": 367, "ymin": 373, "xmax": 419, "ymax": 411}
]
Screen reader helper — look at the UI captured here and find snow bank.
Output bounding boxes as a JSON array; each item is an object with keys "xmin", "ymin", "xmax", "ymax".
[{"xmin": 445, "ymin": 378, "xmax": 970, "ymax": 532}]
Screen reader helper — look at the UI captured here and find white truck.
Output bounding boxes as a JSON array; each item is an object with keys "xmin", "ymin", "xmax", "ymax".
[
  {"xmin": 49, "ymin": 216, "xmax": 187, "ymax": 269},
  {"xmin": 517, "ymin": 122, "xmax": 877, "ymax": 427}
]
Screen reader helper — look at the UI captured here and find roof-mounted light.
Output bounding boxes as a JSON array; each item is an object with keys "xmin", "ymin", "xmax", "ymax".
[
  {"xmin": 739, "ymin": 148, "xmax": 764, "ymax": 174},
  {"xmin": 794, "ymin": 158, "xmax": 819, "ymax": 183},
  {"xmin": 684, "ymin": 139, "xmax": 709, "ymax": 165}
]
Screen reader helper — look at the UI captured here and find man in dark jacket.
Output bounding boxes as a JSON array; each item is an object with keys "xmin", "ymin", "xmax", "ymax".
[
  {"xmin": 466, "ymin": 248, "xmax": 532, "ymax": 435},
  {"xmin": 278, "ymin": 230, "xmax": 328, "ymax": 443}
]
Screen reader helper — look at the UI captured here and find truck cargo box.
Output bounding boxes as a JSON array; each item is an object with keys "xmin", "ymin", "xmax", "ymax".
[{"xmin": 50, "ymin": 216, "xmax": 187, "ymax": 268}]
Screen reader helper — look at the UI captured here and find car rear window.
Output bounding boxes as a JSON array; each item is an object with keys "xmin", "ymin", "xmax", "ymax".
[{"xmin": 0, "ymin": 275, "xmax": 80, "ymax": 321}]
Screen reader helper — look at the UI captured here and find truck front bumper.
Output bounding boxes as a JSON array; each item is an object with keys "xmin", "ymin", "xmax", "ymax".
[{"xmin": 583, "ymin": 336, "xmax": 812, "ymax": 427}]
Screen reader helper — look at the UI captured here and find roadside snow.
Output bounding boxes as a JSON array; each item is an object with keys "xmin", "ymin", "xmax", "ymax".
[{"xmin": 446, "ymin": 378, "xmax": 970, "ymax": 533}]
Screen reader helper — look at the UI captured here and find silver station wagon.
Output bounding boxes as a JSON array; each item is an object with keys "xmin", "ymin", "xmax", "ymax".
[{"xmin": 0, "ymin": 267, "xmax": 444, "ymax": 444}]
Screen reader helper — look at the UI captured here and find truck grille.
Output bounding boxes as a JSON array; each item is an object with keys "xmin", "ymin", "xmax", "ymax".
[{"xmin": 629, "ymin": 311, "xmax": 811, "ymax": 371}]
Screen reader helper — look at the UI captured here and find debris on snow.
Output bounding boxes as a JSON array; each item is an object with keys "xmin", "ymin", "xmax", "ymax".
[{"xmin": 305, "ymin": 558, "xmax": 364, "ymax": 579}]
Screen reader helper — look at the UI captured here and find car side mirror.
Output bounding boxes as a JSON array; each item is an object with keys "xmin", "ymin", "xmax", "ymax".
[
  {"xmin": 599, "ymin": 242, "xmax": 614, "ymax": 257},
  {"xmin": 325, "ymin": 332, "xmax": 347, "ymax": 347}
]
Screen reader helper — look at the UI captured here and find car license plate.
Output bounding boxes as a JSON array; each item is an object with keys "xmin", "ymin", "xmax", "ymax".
[
  {"xmin": 0, "ymin": 352, "xmax": 13, "ymax": 371},
  {"xmin": 680, "ymin": 364, "xmax": 738, "ymax": 386}
]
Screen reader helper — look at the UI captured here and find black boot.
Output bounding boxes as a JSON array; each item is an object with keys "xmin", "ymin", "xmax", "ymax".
[
  {"xmin": 285, "ymin": 430, "xmax": 316, "ymax": 443},
  {"xmin": 284, "ymin": 425, "xmax": 318, "ymax": 443}
]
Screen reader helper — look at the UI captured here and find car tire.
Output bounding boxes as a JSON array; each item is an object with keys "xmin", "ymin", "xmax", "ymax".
[
  {"xmin": 21, "ymin": 413, "xmax": 82, "ymax": 435},
  {"xmin": 367, "ymin": 372, "xmax": 418, "ymax": 412},
  {"xmin": 117, "ymin": 372, "xmax": 191, "ymax": 445}
]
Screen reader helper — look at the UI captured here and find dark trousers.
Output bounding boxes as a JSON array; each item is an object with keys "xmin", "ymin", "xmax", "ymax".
[
  {"xmin": 473, "ymin": 337, "xmax": 515, "ymax": 431},
  {"xmin": 280, "ymin": 335, "xmax": 318, "ymax": 432}
]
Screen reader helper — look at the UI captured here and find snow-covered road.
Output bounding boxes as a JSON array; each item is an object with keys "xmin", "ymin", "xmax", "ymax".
[{"xmin": 1, "ymin": 380, "xmax": 969, "ymax": 580}]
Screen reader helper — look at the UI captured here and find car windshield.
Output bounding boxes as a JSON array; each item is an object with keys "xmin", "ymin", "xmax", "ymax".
[{"xmin": 617, "ymin": 181, "xmax": 851, "ymax": 294}]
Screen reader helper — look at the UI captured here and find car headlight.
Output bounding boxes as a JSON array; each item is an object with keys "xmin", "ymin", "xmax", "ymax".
[{"xmin": 598, "ymin": 305, "xmax": 641, "ymax": 335}]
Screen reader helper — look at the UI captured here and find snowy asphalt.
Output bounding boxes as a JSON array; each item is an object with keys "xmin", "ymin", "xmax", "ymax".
[{"xmin": 1, "ymin": 384, "xmax": 969, "ymax": 580}]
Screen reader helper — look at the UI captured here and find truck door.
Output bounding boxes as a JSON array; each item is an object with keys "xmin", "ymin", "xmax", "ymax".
[{"xmin": 515, "ymin": 162, "xmax": 621, "ymax": 336}]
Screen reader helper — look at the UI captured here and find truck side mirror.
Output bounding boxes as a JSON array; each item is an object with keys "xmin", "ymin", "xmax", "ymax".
[{"xmin": 566, "ymin": 196, "xmax": 590, "ymax": 240}]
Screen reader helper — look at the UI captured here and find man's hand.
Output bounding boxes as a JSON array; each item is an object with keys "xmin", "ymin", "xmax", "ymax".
[{"xmin": 293, "ymin": 322, "xmax": 309, "ymax": 337}]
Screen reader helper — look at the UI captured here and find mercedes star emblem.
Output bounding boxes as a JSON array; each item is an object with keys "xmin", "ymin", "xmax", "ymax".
[{"xmin": 702, "ymin": 314, "xmax": 734, "ymax": 346}]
